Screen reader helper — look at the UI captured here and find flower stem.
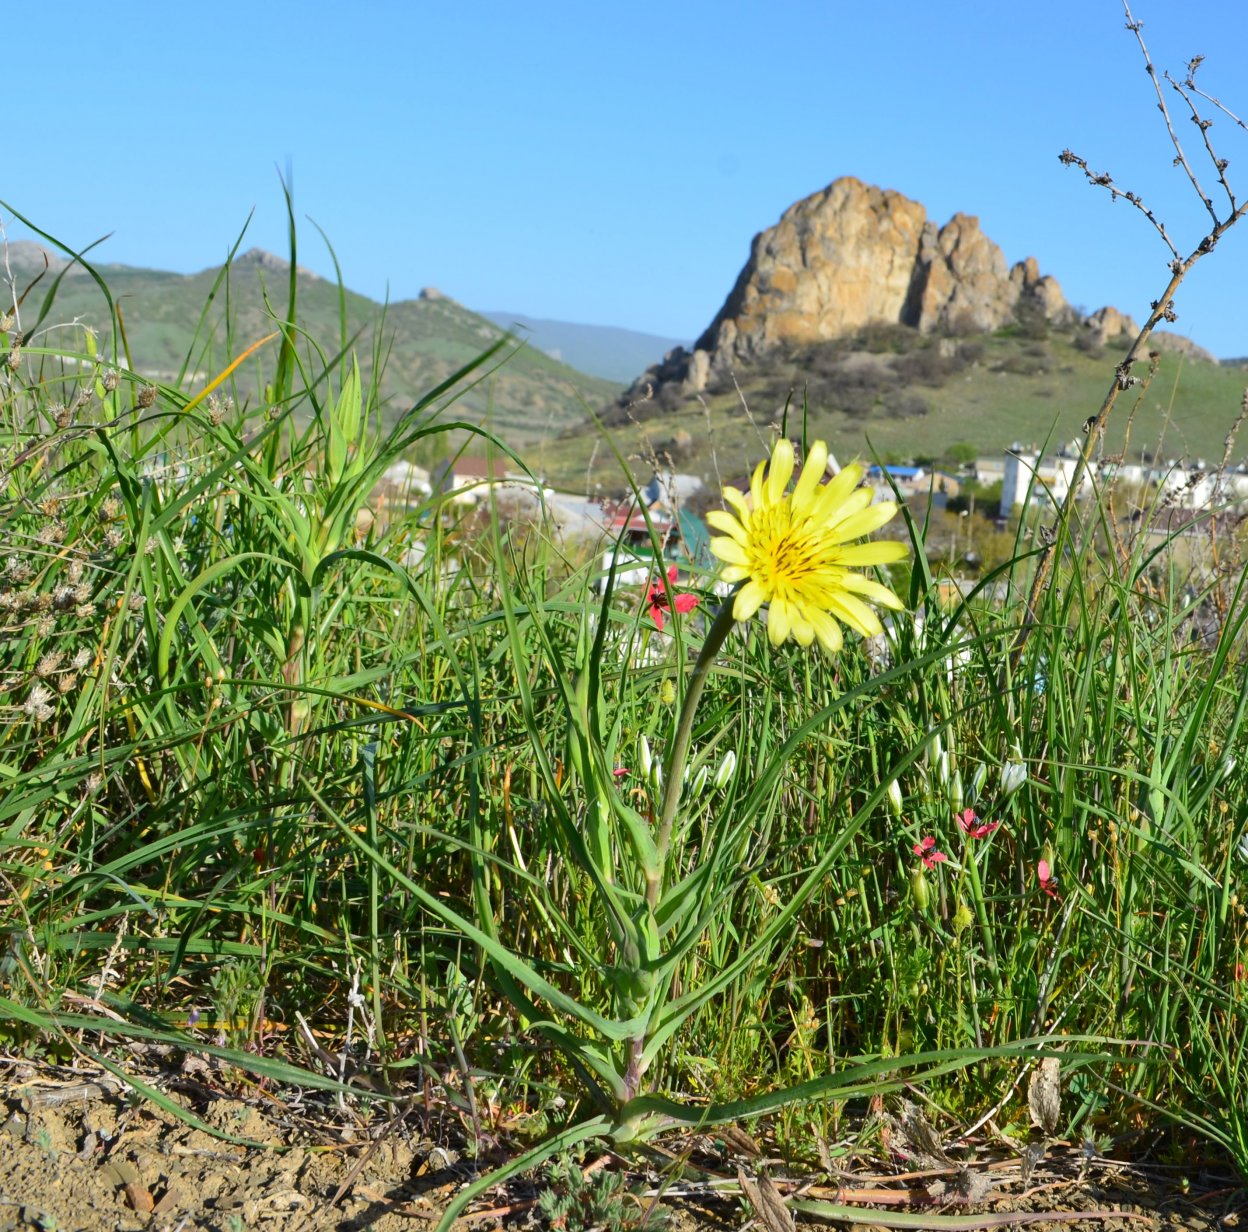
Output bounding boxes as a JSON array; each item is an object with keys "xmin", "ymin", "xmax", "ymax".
[{"xmin": 649, "ymin": 595, "xmax": 739, "ymax": 908}]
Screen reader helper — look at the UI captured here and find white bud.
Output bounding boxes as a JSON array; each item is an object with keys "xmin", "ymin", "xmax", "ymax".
[
  {"xmin": 713, "ymin": 749, "xmax": 738, "ymax": 790},
  {"xmin": 1001, "ymin": 751, "xmax": 1027, "ymax": 797},
  {"xmin": 927, "ymin": 731, "xmax": 943, "ymax": 766},
  {"xmin": 639, "ymin": 735, "xmax": 653, "ymax": 783},
  {"xmin": 886, "ymin": 778, "xmax": 904, "ymax": 817},
  {"xmin": 970, "ymin": 763, "xmax": 988, "ymax": 800},
  {"xmin": 690, "ymin": 766, "xmax": 709, "ymax": 797},
  {"xmin": 947, "ymin": 769, "xmax": 964, "ymax": 812},
  {"xmin": 936, "ymin": 750, "xmax": 950, "ymax": 787}
]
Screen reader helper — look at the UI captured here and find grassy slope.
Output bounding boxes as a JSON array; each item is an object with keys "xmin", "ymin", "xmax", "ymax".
[
  {"xmin": 10, "ymin": 250, "xmax": 619, "ymax": 449},
  {"xmin": 540, "ymin": 329, "xmax": 1248, "ymax": 491}
]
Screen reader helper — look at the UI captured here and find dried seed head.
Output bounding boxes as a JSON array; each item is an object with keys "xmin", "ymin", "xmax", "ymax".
[
  {"xmin": 73, "ymin": 582, "xmax": 91, "ymax": 603},
  {"xmin": 101, "ymin": 369, "xmax": 121, "ymax": 392},
  {"xmin": 24, "ymin": 682, "xmax": 55, "ymax": 722},
  {"xmin": 136, "ymin": 385, "xmax": 158, "ymax": 409},
  {"xmin": 72, "ymin": 647, "xmax": 92, "ymax": 670},
  {"xmin": 100, "ymin": 497, "xmax": 122, "ymax": 522},
  {"xmin": 36, "ymin": 612, "xmax": 55, "ymax": 637},
  {"xmin": 36, "ymin": 523, "xmax": 65, "ymax": 545},
  {"xmin": 66, "ymin": 557, "xmax": 84, "ymax": 585},
  {"xmin": 52, "ymin": 584, "xmax": 77, "ymax": 610},
  {"xmin": 75, "ymin": 601, "xmax": 96, "ymax": 621},
  {"xmin": 39, "ymin": 496, "xmax": 62, "ymax": 518},
  {"xmin": 104, "ymin": 526, "xmax": 125, "ymax": 550},
  {"xmin": 7, "ymin": 342, "xmax": 21, "ymax": 371},
  {"xmin": 52, "ymin": 402, "xmax": 73, "ymax": 430},
  {"xmin": 5, "ymin": 557, "xmax": 32, "ymax": 584},
  {"xmin": 57, "ymin": 672, "xmax": 76, "ymax": 694},
  {"xmin": 35, "ymin": 650, "xmax": 63, "ymax": 677},
  {"xmin": 206, "ymin": 394, "xmax": 233, "ymax": 427},
  {"xmin": 127, "ymin": 592, "xmax": 144, "ymax": 612}
]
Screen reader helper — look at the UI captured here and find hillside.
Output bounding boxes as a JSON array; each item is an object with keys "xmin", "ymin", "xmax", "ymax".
[
  {"xmin": 540, "ymin": 320, "xmax": 1248, "ymax": 492},
  {"xmin": 4, "ymin": 243, "xmax": 619, "ymax": 448}
]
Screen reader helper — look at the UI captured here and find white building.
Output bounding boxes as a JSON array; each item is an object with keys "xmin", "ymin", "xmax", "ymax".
[{"xmin": 1001, "ymin": 448, "xmax": 1090, "ymax": 510}]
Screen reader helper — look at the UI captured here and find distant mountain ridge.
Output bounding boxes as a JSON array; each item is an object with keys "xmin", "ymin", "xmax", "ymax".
[
  {"xmin": 2, "ymin": 242, "xmax": 619, "ymax": 448},
  {"xmin": 481, "ymin": 312, "xmax": 687, "ymax": 383}
]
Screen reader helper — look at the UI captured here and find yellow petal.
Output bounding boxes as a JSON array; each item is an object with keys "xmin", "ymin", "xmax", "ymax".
[
  {"xmin": 734, "ymin": 580, "xmax": 767, "ymax": 621},
  {"xmin": 766, "ymin": 439, "xmax": 795, "ymax": 506},
  {"xmin": 838, "ymin": 573, "xmax": 906, "ymax": 610},
  {"xmin": 828, "ymin": 592, "xmax": 885, "ymax": 638},
  {"xmin": 767, "ymin": 598, "xmax": 793, "ymax": 645},
  {"xmin": 710, "ymin": 536, "xmax": 748, "ymax": 566},
  {"xmin": 809, "ymin": 609, "xmax": 844, "ymax": 653},
  {"xmin": 723, "ymin": 486, "xmax": 752, "ymax": 522},
  {"xmin": 835, "ymin": 540, "xmax": 909, "ymax": 566},
  {"xmin": 707, "ymin": 510, "xmax": 747, "ymax": 540},
  {"xmin": 792, "ymin": 440, "xmax": 828, "ymax": 509}
]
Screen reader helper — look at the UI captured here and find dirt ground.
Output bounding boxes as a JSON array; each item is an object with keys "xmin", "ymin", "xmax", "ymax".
[{"xmin": 0, "ymin": 1058, "xmax": 1243, "ymax": 1232}]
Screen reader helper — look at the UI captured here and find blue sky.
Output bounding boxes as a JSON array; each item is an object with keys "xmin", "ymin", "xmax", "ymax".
[{"xmin": 7, "ymin": 1, "xmax": 1248, "ymax": 357}]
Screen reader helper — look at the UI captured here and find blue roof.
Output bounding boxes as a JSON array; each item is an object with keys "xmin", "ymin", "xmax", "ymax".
[{"xmin": 867, "ymin": 464, "xmax": 924, "ymax": 478}]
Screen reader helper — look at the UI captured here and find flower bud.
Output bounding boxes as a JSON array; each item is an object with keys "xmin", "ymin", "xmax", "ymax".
[
  {"xmin": 970, "ymin": 762, "xmax": 988, "ymax": 800},
  {"xmin": 1001, "ymin": 761, "xmax": 1027, "ymax": 796},
  {"xmin": 1001, "ymin": 747, "xmax": 1027, "ymax": 797},
  {"xmin": 947, "ymin": 769, "xmax": 964, "ymax": 812},
  {"xmin": 713, "ymin": 749, "xmax": 737, "ymax": 790},
  {"xmin": 953, "ymin": 900, "xmax": 974, "ymax": 932},
  {"xmin": 639, "ymin": 735, "xmax": 653, "ymax": 783},
  {"xmin": 936, "ymin": 750, "xmax": 950, "ymax": 787},
  {"xmin": 886, "ymin": 778, "xmax": 904, "ymax": 817},
  {"xmin": 690, "ymin": 765, "xmax": 709, "ymax": 797},
  {"xmin": 927, "ymin": 731, "xmax": 943, "ymax": 767},
  {"xmin": 660, "ymin": 679, "xmax": 676, "ymax": 706},
  {"xmin": 909, "ymin": 866, "xmax": 930, "ymax": 911}
]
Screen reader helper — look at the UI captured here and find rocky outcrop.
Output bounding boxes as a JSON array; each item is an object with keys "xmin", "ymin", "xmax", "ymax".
[
  {"xmin": 623, "ymin": 175, "xmax": 1225, "ymax": 407},
  {"xmin": 643, "ymin": 177, "xmax": 1078, "ymax": 397}
]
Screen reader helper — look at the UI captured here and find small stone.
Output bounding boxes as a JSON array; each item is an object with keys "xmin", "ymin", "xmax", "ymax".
[{"xmin": 123, "ymin": 1181, "xmax": 154, "ymax": 1212}]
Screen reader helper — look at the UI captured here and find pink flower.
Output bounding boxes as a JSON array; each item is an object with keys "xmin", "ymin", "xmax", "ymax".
[
  {"xmin": 646, "ymin": 566, "xmax": 699, "ymax": 631},
  {"xmin": 1037, "ymin": 859, "xmax": 1059, "ymax": 899},
  {"xmin": 612, "ymin": 767, "xmax": 630, "ymax": 780},
  {"xmin": 956, "ymin": 808, "xmax": 1000, "ymax": 840},
  {"xmin": 913, "ymin": 836, "xmax": 947, "ymax": 869}
]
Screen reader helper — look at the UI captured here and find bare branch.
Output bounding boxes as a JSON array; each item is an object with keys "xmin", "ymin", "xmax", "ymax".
[
  {"xmin": 1165, "ymin": 71, "xmax": 1236, "ymax": 213},
  {"xmin": 1122, "ymin": 0, "xmax": 1220, "ymax": 227},
  {"xmin": 1057, "ymin": 148, "xmax": 1180, "ymax": 260}
]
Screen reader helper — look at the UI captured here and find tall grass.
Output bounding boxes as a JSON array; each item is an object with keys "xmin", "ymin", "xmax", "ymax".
[{"xmin": 1, "ymin": 210, "xmax": 1246, "ymax": 1220}]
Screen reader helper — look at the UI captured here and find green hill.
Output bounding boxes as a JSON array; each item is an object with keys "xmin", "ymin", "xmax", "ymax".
[
  {"xmin": 6, "ymin": 243, "xmax": 619, "ymax": 449},
  {"xmin": 539, "ymin": 320, "xmax": 1248, "ymax": 490}
]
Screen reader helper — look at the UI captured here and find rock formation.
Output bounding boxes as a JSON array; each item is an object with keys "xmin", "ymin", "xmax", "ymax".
[{"xmin": 620, "ymin": 175, "xmax": 1210, "ymax": 408}]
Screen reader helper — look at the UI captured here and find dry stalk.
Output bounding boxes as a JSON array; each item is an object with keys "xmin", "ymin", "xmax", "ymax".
[{"xmin": 1014, "ymin": 0, "xmax": 1248, "ymax": 663}]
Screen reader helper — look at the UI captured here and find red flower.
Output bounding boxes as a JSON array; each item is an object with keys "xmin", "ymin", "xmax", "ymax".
[
  {"xmin": 1037, "ymin": 859, "xmax": 1059, "ymax": 899},
  {"xmin": 913, "ymin": 836, "xmax": 947, "ymax": 869},
  {"xmin": 612, "ymin": 767, "xmax": 630, "ymax": 780},
  {"xmin": 647, "ymin": 566, "xmax": 699, "ymax": 631},
  {"xmin": 956, "ymin": 808, "xmax": 1000, "ymax": 840}
]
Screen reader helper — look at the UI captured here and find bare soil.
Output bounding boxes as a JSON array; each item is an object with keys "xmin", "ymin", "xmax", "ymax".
[{"xmin": 0, "ymin": 1060, "xmax": 1242, "ymax": 1232}]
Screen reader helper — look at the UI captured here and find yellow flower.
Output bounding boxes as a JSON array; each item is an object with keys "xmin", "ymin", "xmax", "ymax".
[{"xmin": 707, "ymin": 440, "xmax": 907, "ymax": 652}]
